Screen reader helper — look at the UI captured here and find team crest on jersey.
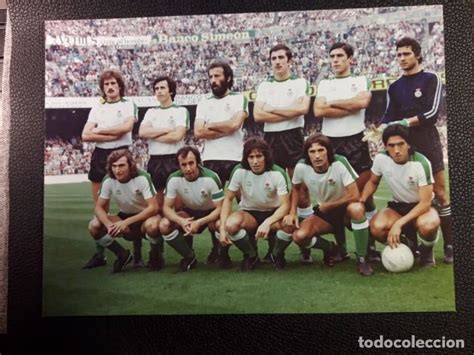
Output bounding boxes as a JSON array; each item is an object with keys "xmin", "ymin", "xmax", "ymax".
[
  {"xmin": 407, "ymin": 176, "xmax": 416, "ymax": 185},
  {"xmin": 327, "ymin": 178, "xmax": 336, "ymax": 186},
  {"xmin": 264, "ymin": 181, "xmax": 273, "ymax": 197},
  {"xmin": 286, "ymin": 88, "xmax": 293, "ymax": 97},
  {"xmin": 224, "ymin": 103, "xmax": 231, "ymax": 112},
  {"xmin": 183, "ymin": 188, "xmax": 189, "ymax": 194},
  {"xmin": 117, "ymin": 110, "xmax": 123, "ymax": 118},
  {"xmin": 116, "ymin": 190, "xmax": 122, "ymax": 195},
  {"xmin": 200, "ymin": 189, "xmax": 209, "ymax": 199},
  {"xmin": 135, "ymin": 189, "xmax": 143, "ymax": 198},
  {"xmin": 414, "ymin": 88, "xmax": 422, "ymax": 98},
  {"xmin": 351, "ymin": 84, "xmax": 358, "ymax": 92},
  {"xmin": 168, "ymin": 116, "xmax": 176, "ymax": 127}
]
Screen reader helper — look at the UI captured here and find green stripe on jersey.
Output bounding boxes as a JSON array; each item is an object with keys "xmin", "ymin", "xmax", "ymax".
[
  {"xmin": 229, "ymin": 163, "xmax": 243, "ymax": 182},
  {"xmin": 411, "ymin": 152, "xmax": 433, "ymax": 184},
  {"xmin": 271, "ymin": 164, "xmax": 291, "ymax": 191},
  {"xmin": 200, "ymin": 167, "xmax": 223, "ymax": 189},
  {"xmin": 305, "ymin": 80, "xmax": 311, "ymax": 95},
  {"xmin": 137, "ymin": 169, "xmax": 157, "ymax": 195},
  {"xmin": 334, "ymin": 155, "xmax": 358, "ymax": 180},
  {"xmin": 296, "ymin": 158, "xmax": 307, "ymax": 166},
  {"xmin": 184, "ymin": 108, "xmax": 190, "ymax": 128},
  {"xmin": 212, "ymin": 190, "xmax": 224, "ymax": 200},
  {"xmin": 166, "ymin": 169, "xmax": 184, "ymax": 186},
  {"xmin": 243, "ymin": 95, "xmax": 249, "ymax": 114},
  {"xmin": 133, "ymin": 102, "xmax": 138, "ymax": 117}
]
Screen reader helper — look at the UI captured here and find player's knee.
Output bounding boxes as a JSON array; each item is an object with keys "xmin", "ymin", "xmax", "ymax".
[
  {"xmin": 292, "ymin": 229, "xmax": 308, "ymax": 245},
  {"xmin": 159, "ymin": 218, "xmax": 173, "ymax": 235},
  {"xmin": 417, "ymin": 219, "xmax": 440, "ymax": 237},
  {"xmin": 225, "ymin": 214, "xmax": 243, "ymax": 235},
  {"xmin": 346, "ymin": 202, "xmax": 365, "ymax": 220},
  {"xmin": 144, "ymin": 216, "xmax": 161, "ymax": 236},
  {"xmin": 281, "ymin": 224, "xmax": 294, "ymax": 235},
  {"xmin": 369, "ymin": 219, "xmax": 386, "ymax": 239},
  {"xmin": 88, "ymin": 218, "xmax": 103, "ymax": 238}
]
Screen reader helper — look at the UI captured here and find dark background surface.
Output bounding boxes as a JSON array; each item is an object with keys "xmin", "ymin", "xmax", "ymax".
[{"xmin": 3, "ymin": 0, "xmax": 473, "ymax": 352}]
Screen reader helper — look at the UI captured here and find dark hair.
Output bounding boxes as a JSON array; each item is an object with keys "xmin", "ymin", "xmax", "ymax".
[
  {"xmin": 382, "ymin": 124, "xmax": 414, "ymax": 154},
  {"xmin": 208, "ymin": 61, "xmax": 234, "ymax": 90},
  {"xmin": 99, "ymin": 70, "xmax": 125, "ymax": 99},
  {"xmin": 241, "ymin": 137, "xmax": 274, "ymax": 171},
  {"xmin": 176, "ymin": 146, "xmax": 202, "ymax": 166},
  {"xmin": 303, "ymin": 133, "xmax": 335, "ymax": 165},
  {"xmin": 396, "ymin": 37, "xmax": 423, "ymax": 64},
  {"xmin": 106, "ymin": 149, "xmax": 138, "ymax": 179},
  {"xmin": 329, "ymin": 42, "xmax": 354, "ymax": 58},
  {"xmin": 269, "ymin": 44, "xmax": 292, "ymax": 61},
  {"xmin": 152, "ymin": 76, "xmax": 177, "ymax": 100}
]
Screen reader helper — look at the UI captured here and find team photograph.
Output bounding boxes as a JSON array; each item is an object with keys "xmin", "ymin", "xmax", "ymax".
[{"xmin": 43, "ymin": 5, "xmax": 455, "ymax": 316}]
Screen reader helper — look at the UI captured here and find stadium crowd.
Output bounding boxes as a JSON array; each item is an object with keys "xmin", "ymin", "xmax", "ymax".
[{"xmin": 45, "ymin": 8, "xmax": 444, "ymax": 97}]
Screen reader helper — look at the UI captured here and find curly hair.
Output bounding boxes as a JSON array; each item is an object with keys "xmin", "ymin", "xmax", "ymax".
[
  {"xmin": 241, "ymin": 137, "xmax": 274, "ymax": 171},
  {"xmin": 106, "ymin": 149, "xmax": 138, "ymax": 179}
]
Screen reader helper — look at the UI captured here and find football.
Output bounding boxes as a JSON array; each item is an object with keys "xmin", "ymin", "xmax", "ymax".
[{"xmin": 381, "ymin": 243, "xmax": 415, "ymax": 273}]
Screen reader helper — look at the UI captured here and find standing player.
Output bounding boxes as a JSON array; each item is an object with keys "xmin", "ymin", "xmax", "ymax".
[
  {"xmin": 159, "ymin": 146, "xmax": 224, "ymax": 271},
  {"xmin": 219, "ymin": 138, "xmax": 291, "ymax": 271},
  {"xmin": 81, "ymin": 69, "xmax": 138, "ymax": 269},
  {"xmin": 139, "ymin": 76, "xmax": 189, "ymax": 209},
  {"xmin": 194, "ymin": 61, "xmax": 248, "ymax": 267},
  {"xmin": 138, "ymin": 76, "xmax": 189, "ymax": 265},
  {"xmin": 360, "ymin": 125, "xmax": 440, "ymax": 267},
  {"xmin": 381, "ymin": 37, "xmax": 452, "ymax": 263},
  {"xmin": 314, "ymin": 42, "xmax": 379, "ymax": 263},
  {"xmin": 286, "ymin": 134, "xmax": 373, "ymax": 276},
  {"xmin": 87, "ymin": 149, "xmax": 162, "ymax": 273},
  {"xmin": 253, "ymin": 44, "xmax": 313, "ymax": 264}
]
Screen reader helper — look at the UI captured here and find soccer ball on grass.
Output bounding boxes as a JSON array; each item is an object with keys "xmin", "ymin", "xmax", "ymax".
[{"xmin": 381, "ymin": 243, "xmax": 414, "ymax": 273}]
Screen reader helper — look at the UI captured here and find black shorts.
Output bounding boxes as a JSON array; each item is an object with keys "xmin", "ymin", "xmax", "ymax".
[
  {"xmin": 88, "ymin": 146, "xmax": 129, "ymax": 183},
  {"xmin": 182, "ymin": 208, "xmax": 214, "ymax": 234},
  {"xmin": 387, "ymin": 201, "xmax": 418, "ymax": 235},
  {"xmin": 147, "ymin": 154, "xmax": 179, "ymax": 190},
  {"xmin": 328, "ymin": 132, "xmax": 372, "ymax": 174},
  {"xmin": 117, "ymin": 211, "xmax": 144, "ymax": 240},
  {"xmin": 264, "ymin": 128, "xmax": 304, "ymax": 169},
  {"xmin": 203, "ymin": 160, "xmax": 239, "ymax": 184},
  {"xmin": 313, "ymin": 205, "xmax": 346, "ymax": 232},
  {"xmin": 244, "ymin": 209, "xmax": 276, "ymax": 228},
  {"xmin": 409, "ymin": 126, "xmax": 444, "ymax": 174}
]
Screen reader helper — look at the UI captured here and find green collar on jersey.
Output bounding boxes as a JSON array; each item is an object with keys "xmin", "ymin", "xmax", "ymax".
[{"xmin": 269, "ymin": 74, "xmax": 298, "ymax": 82}]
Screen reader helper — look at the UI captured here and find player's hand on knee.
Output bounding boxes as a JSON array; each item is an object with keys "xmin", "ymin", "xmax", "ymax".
[
  {"xmin": 283, "ymin": 214, "xmax": 299, "ymax": 229},
  {"xmin": 219, "ymin": 233, "xmax": 232, "ymax": 247},
  {"xmin": 256, "ymin": 221, "xmax": 271, "ymax": 239},
  {"xmin": 387, "ymin": 224, "xmax": 402, "ymax": 249}
]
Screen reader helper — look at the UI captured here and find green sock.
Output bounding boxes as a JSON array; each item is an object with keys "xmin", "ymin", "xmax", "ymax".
[
  {"xmin": 107, "ymin": 240, "xmax": 126, "ymax": 256},
  {"xmin": 334, "ymin": 229, "xmax": 347, "ymax": 254},
  {"xmin": 165, "ymin": 231, "xmax": 194, "ymax": 258},
  {"xmin": 96, "ymin": 243, "xmax": 105, "ymax": 256},
  {"xmin": 312, "ymin": 236, "xmax": 332, "ymax": 251},
  {"xmin": 231, "ymin": 230, "xmax": 256, "ymax": 257},
  {"xmin": 351, "ymin": 218, "xmax": 369, "ymax": 257},
  {"xmin": 272, "ymin": 230, "xmax": 292, "ymax": 257}
]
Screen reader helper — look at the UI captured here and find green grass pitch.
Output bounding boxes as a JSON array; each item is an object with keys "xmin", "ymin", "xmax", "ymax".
[{"xmin": 43, "ymin": 178, "xmax": 455, "ymax": 316}]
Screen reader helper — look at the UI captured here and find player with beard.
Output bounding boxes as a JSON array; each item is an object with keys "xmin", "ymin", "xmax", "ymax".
[
  {"xmin": 194, "ymin": 61, "xmax": 248, "ymax": 268},
  {"xmin": 380, "ymin": 37, "xmax": 453, "ymax": 264},
  {"xmin": 81, "ymin": 70, "xmax": 138, "ymax": 269}
]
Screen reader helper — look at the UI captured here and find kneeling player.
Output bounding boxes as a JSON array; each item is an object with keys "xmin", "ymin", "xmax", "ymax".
[
  {"xmin": 219, "ymin": 138, "xmax": 291, "ymax": 271},
  {"xmin": 159, "ymin": 146, "xmax": 224, "ymax": 272},
  {"xmin": 360, "ymin": 124, "xmax": 440, "ymax": 268},
  {"xmin": 87, "ymin": 149, "xmax": 162, "ymax": 273},
  {"xmin": 287, "ymin": 134, "xmax": 373, "ymax": 276}
]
